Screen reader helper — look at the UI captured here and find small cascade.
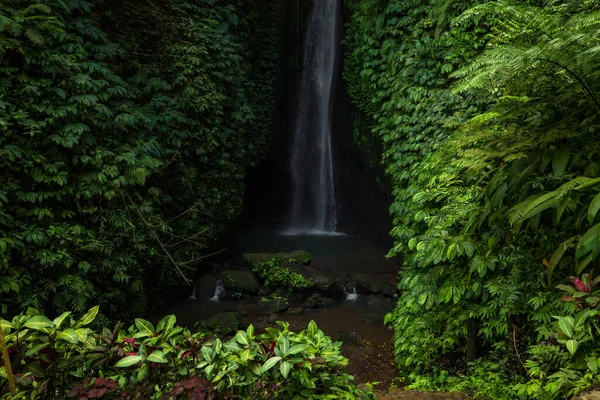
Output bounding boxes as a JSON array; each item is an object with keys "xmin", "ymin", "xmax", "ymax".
[
  {"xmin": 344, "ymin": 285, "xmax": 359, "ymax": 301},
  {"xmin": 188, "ymin": 283, "xmax": 197, "ymax": 301},
  {"xmin": 209, "ymin": 280, "xmax": 225, "ymax": 302}
]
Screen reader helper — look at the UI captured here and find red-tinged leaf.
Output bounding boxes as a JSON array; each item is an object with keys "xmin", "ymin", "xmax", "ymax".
[
  {"xmin": 125, "ymin": 352, "xmax": 137, "ymax": 356},
  {"xmin": 182, "ymin": 351, "xmax": 192, "ymax": 359},
  {"xmin": 571, "ymin": 277, "xmax": 587, "ymax": 292},
  {"xmin": 562, "ymin": 295, "xmax": 574, "ymax": 302},
  {"xmin": 88, "ymin": 387, "xmax": 107, "ymax": 398}
]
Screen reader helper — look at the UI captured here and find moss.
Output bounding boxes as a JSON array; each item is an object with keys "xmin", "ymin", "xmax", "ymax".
[{"xmin": 243, "ymin": 251, "xmax": 313, "ymax": 289}]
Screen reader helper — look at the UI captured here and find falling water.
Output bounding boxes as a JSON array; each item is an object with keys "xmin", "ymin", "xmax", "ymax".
[
  {"xmin": 188, "ymin": 284, "xmax": 197, "ymax": 301},
  {"xmin": 288, "ymin": 0, "xmax": 339, "ymax": 234},
  {"xmin": 209, "ymin": 280, "xmax": 225, "ymax": 302},
  {"xmin": 344, "ymin": 284, "xmax": 359, "ymax": 301}
]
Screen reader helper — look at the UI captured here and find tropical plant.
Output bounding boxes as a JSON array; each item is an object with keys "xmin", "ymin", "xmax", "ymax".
[{"xmin": 0, "ymin": 307, "xmax": 370, "ymax": 399}]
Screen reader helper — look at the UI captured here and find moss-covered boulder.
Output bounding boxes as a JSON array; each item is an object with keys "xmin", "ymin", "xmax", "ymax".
[
  {"xmin": 201, "ymin": 312, "xmax": 242, "ymax": 334},
  {"xmin": 263, "ymin": 298, "xmax": 288, "ymax": 313},
  {"xmin": 222, "ymin": 270, "xmax": 260, "ymax": 293},
  {"xmin": 243, "ymin": 250, "xmax": 313, "ymax": 289},
  {"xmin": 290, "ymin": 264, "xmax": 338, "ymax": 291}
]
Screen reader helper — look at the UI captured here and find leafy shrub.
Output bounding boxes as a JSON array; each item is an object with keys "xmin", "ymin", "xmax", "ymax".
[
  {"xmin": 0, "ymin": 307, "xmax": 370, "ymax": 399},
  {"xmin": 346, "ymin": 0, "xmax": 600, "ymax": 395},
  {"xmin": 515, "ymin": 273, "xmax": 600, "ymax": 399},
  {"xmin": 0, "ymin": 0, "xmax": 283, "ymax": 321}
]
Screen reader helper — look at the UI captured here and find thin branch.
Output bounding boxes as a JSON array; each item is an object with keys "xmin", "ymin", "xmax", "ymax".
[{"xmin": 124, "ymin": 193, "xmax": 191, "ymax": 284}]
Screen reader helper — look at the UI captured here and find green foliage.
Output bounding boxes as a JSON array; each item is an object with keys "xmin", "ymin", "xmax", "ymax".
[
  {"xmin": 515, "ymin": 273, "xmax": 600, "ymax": 398},
  {"xmin": 0, "ymin": 0, "xmax": 283, "ymax": 320},
  {"xmin": 345, "ymin": 0, "xmax": 600, "ymax": 396},
  {"xmin": 407, "ymin": 361, "xmax": 523, "ymax": 400},
  {"xmin": 0, "ymin": 307, "xmax": 370, "ymax": 399},
  {"xmin": 244, "ymin": 255, "xmax": 314, "ymax": 289}
]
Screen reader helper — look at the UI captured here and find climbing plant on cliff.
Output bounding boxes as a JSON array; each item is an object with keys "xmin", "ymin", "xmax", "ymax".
[
  {"xmin": 0, "ymin": 0, "xmax": 282, "ymax": 321},
  {"xmin": 345, "ymin": 0, "xmax": 600, "ymax": 397}
]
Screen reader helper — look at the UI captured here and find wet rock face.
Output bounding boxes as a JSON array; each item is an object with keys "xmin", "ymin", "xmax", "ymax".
[
  {"xmin": 290, "ymin": 264, "xmax": 338, "ymax": 291},
  {"xmin": 196, "ymin": 274, "xmax": 217, "ymax": 300},
  {"xmin": 364, "ymin": 294, "xmax": 396, "ymax": 312},
  {"xmin": 354, "ymin": 273, "xmax": 397, "ymax": 297},
  {"xmin": 264, "ymin": 298, "xmax": 289, "ymax": 313},
  {"xmin": 304, "ymin": 293, "xmax": 335, "ymax": 309},
  {"xmin": 222, "ymin": 270, "xmax": 260, "ymax": 293}
]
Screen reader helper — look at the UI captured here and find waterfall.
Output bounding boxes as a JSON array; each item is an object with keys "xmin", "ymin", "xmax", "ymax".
[
  {"xmin": 188, "ymin": 283, "xmax": 197, "ymax": 301},
  {"xmin": 288, "ymin": 0, "xmax": 340, "ymax": 234},
  {"xmin": 344, "ymin": 284, "xmax": 359, "ymax": 301},
  {"xmin": 209, "ymin": 280, "xmax": 225, "ymax": 302}
]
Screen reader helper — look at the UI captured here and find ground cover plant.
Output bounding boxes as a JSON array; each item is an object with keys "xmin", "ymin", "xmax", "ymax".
[{"xmin": 0, "ymin": 307, "xmax": 370, "ymax": 399}]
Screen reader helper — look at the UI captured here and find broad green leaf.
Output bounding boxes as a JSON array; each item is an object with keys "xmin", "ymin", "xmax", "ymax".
[
  {"xmin": 23, "ymin": 316, "xmax": 53, "ymax": 331},
  {"xmin": 135, "ymin": 318, "xmax": 155, "ymax": 336},
  {"xmin": 557, "ymin": 316, "xmax": 574, "ymax": 338},
  {"xmin": 236, "ymin": 331, "xmax": 250, "ymax": 346},
  {"xmin": 156, "ymin": 315, "xmax": 176, "ymax": 333},
  {"xmin": 280, "ymin": 360, "xmax": 291, "ymax": 378},
  {"xmin": 57, "ymin": 329, "xmax": 79, "ymax": 344},
  {"xmin": 556, "ymin": 284, "xmax": 576, "ymax": 293},
  {"xmin": 201, "ymin": 345, "xmax": 212, "ymax": 362},
  {"xmin": 588, "ymin": 192, "xmax": 600, "ymax": 225},
  {"xmin": 566, "ymin": 339, "xmax": 578, "ymax": 355},
  {"xmin": 75, "ymin": 328, "xmax": 88, "ymax": 342},
  {"xmin": 247, "ymin": 324, "xmax": 254, "ymax": 339},
  {"xmin": 147, "ymin": 350, "xmax": 167, "ymax": 363},
  {"xmin": 546, "ymin": 240, "xmax": 572, "ymax": 285},
  {"xmin": 25, "ymin": 342, "xmax": 49, "ymax": 357},
  {"xmin": 552, "ymin": 147, "xmax": 570, "ymax": 176},
  {"xmin": 137, "ymin": 363, "xmax": 149, "ymax": 381},
  {"xmin": 279, "ymin": 335, "xmax": 290, "ymax": 355},
  {"xmin": 286, "ymin": 344, "xmax": 309, "ymax": 356},
  {"xmin": 53, "ymin": 312, "xmax": 71, "ymax": 329},
  {"xmin": 307, "ymin": 320, "xmax": 318, "ymax": 338},
  {"xmin": 588, "ymin": 359, "xmax": 598, "ymax": 374},
  {"xmin": 261, "ymin": 356, "xmax": 282, "ymax": 374},
  {"xmin": 0, "ymin": 319, "xmax": 13, "ymax": 330},
  {"xmin": 78, "ymin": 306, "xmax": 99, "ymax": 326},
  {"xmin": 115, "ymin": 355, "xmax": 142, "ymax": 367},
  {"xmin": 251, "ymin": 362, "xmax": 262, "ymax": 376}
]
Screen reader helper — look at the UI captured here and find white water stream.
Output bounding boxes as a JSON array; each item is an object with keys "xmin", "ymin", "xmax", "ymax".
[{"xmin": 289, "ymin": 0, "xmax": 340, "ymax": 234}]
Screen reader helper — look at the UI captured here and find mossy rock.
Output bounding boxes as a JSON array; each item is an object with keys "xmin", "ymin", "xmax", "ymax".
[
  {"xmin": 222, "ymin": 270, "xmax": 260, "ymax": 293},
  {"xmin": 243, "ymin": 250, "xmax": 313, "ymax": 289},
  {"xmin": 243, "ymin": 250, "xmax": 312, "ymax": 266},
  {"xmin": 201, "ymin": 312, "xmax": 242, "ymax": 334}
]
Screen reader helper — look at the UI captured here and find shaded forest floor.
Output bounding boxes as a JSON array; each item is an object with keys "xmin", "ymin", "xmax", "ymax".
[{"xmin": 341, "ymin": 341, "xmax": 467, "ymax": 400}]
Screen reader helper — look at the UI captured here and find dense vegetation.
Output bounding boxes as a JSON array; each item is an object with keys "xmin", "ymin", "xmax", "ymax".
[
  {"xmin": 0, "ymin": 307, "xmax": 369, "ymax": 399},
  {"xmin": 0, "ymin": 0, "xmax": 282, "ymax": 321},
  {"xmin": 345, "ymin": 0, "xmax": 600, "ymax": 397}
]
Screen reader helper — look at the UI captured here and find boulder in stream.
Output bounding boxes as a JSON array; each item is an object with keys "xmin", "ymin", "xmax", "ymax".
[
  {"xmin": 196, "ymin": 274, "xmax": 217, "ymax": 300},
  {"xmin": 305, "ymin": 293, "xmax": 335, "ymax": 309},
  {"xmin": 290, "ymin": 264, "xmax": 338, "ymax": 291},
  {"xmin": 222, "ymin": 270, "xmax": 260, "ymax": 293},
  {"xmin": 264, "ymin": 298, "xmax": 288, "ymax": 313},
  {"xmin": 365, "ymin": 294, "xmax": 396, "ymax": 311},
  {"xmin": 354, "ymin": 273, "xmax": 397, "ymax": 297}
]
